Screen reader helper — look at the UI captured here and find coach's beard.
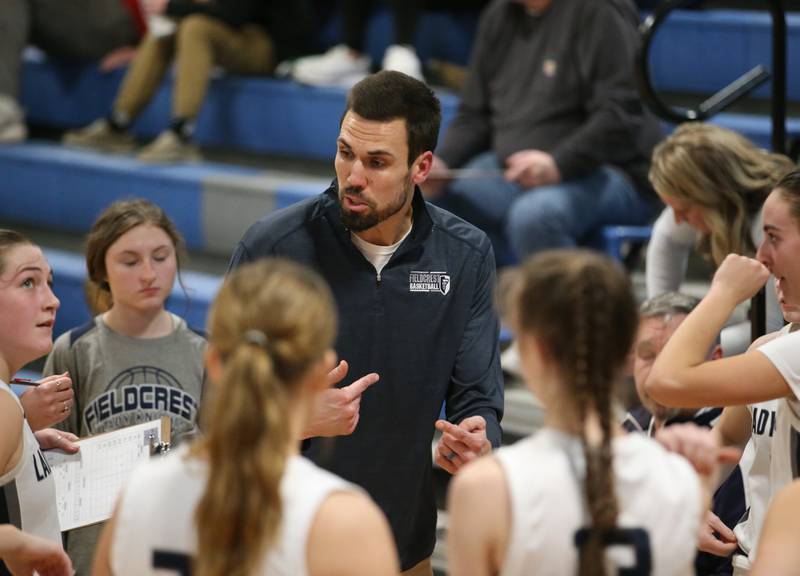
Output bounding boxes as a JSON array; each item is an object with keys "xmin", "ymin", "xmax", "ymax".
[{"xmin": 339, "ymin": 184, "xmax": 411, "ymax": 233}]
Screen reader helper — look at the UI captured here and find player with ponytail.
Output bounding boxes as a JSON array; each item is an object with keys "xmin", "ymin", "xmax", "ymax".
[
  {"xmin": 92, "ymin": 259, "xmax": 398, "ymax": 576},
  {"xmin": 447, "ymin": 250, "xmax": 729, "ymax": 576}
]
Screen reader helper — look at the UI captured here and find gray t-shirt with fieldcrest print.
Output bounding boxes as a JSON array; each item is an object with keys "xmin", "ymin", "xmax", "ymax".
[{"xmin": 43, "ymin": 313, "xmax": 206, "ymax": 575}]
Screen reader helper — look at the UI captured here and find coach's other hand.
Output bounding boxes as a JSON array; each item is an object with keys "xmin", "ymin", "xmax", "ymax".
[{"xmin": 434, "ymin": 416, "xmax": 491, "ymax": 474}]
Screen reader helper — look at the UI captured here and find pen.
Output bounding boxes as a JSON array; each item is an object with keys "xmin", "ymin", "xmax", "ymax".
[{"xmin": 10, "ymin": 378, "xmax": 38, "ymax": 386}]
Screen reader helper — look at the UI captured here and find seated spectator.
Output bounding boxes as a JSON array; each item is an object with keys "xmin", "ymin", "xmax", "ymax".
[
  {"xmin": 625, "ymin": 291, "xmax": 747, "ymax": 576},
  {"xmin": 0, "ymin": 0, "xmax": 144, "ymax": 143},
  {"xmin": 290, "ymin": 0, "xmax": 488, "ymax": 87},
  {"xmin": 291, "ymin": 0, "xmax": 423, "ymax": 86},
  {"xmin": 626, "ymin": 292, "xmax": 723, "ymax": 436},
  {"xmin": 646, "ymin": 122, "xmax": 795, "ymax": 354},
  {"xmin": 64, "ymin": 0, "xmax": 313, "ymax": 163},
  {"xmin": 423, "ymin": 0, "xmax": 662, "ymax": 265}
]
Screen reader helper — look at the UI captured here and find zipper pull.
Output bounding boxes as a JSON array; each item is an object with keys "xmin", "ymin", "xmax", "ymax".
[{"xmin": 376, "ymin": 271, "xmax": 381, "ymax": 286}]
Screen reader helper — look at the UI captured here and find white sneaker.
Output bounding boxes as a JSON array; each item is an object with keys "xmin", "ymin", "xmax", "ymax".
[
  {"xmin": 137, "ymin": 130, "xmax": 200, "ymax": 163},
  {"xmin": 0, "ymin": 96, "xmax": 27, "ymax": 143},
  {"xmin": 291, "ymin": 44, "xmax": 371, "ymax": 87},
  {"xmin": 382, "ymin": 44, "xmax": 424, "ymax": 82},
  {"xmin": 63, "ymin": 119, "xmax": 136, "ymax": 153}
]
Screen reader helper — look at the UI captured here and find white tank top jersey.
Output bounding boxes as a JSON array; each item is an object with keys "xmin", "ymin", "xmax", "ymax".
[
  {"xmin": 495, "ymin": 429, "xmax": 701, "ymax": 576},
  {"xmin": 111, "ymin": 446, "xmax": 358, "ymax": 576},
  {"xmin": 0, "ymin": 381, "xmax": 61, "ymax": 544},
  {"xmin": 731, "ymin": 399, "xmax": 777, "ymax": 570},
  {"xmin": 748, "ymin": 324, "xmax": 800, "ymax": 570},
  {"xmin": 730, "ymin": 323, "xmax": 794, "ymax": 572}
]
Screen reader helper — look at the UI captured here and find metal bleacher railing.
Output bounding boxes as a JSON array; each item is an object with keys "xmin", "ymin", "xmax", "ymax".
[{"xmin": 635, "ymin": 0, "xmax": 789, "ymax": 340}]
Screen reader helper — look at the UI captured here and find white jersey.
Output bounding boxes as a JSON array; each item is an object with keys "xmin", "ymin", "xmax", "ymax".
[
  {"xmin": 729, "ymin": 323, "xmax": 795, "ymax": 572},
  {"xmin": 496, "ymin": 429, "xmax": 701, "ymax": 576},
  {"xmin": 755, "ymin": 327, "xmax": 800, "ymax": 550},
  {"xmin": 111, "ymin": 446, "xmax": 357, "ymax": 576},
  {"xmin": 0, "ymin": 381, "xmax": 61, "ymax": 545},
  {"xmin": 730, "ymin": 399, "xmax": 776, "ymax": 572}
]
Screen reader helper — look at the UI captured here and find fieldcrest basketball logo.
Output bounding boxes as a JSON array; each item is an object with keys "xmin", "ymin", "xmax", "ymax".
[{"xmin": 409, "ymin": 271, "xmax": 451, "ymax": 295}]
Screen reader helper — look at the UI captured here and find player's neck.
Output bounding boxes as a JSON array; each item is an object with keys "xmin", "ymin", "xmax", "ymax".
[
  {"xmin": 545, "ymin": 409, "xmax": 622, "ymax": 441},
  {"xmin": 104, "ymin": 306, "xmax": 173, "ymax": 339}
]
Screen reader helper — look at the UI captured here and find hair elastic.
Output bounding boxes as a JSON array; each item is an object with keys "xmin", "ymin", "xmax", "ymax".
[{"xmin": 244, "ymin": 329, "xmax": 269, "ymax": 348}]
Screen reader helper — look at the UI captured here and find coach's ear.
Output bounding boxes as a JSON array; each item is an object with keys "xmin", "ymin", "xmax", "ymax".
[{"xmin": 411, "ymin": 151, "xmax": 434, "ymax": 185}]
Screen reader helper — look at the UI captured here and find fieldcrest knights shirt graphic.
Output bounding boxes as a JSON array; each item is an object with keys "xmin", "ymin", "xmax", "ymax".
[{"xmin": 44, "ymin": 315, "xmax": 206, "ymax": 442}]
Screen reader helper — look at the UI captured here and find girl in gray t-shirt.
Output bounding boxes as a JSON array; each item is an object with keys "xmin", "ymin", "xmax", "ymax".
[{"xmin": 44, "ymin": 199, "xmax": 206, "ymax": 576}]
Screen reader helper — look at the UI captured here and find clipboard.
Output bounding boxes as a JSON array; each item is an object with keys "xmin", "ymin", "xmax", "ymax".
[{"xmin": 44, "ymin": 417, "xmax": 171, "ymax": 531}]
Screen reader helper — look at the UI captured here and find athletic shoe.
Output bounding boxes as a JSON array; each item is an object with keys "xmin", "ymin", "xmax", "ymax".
[
  {"xmin": 0, "ymin": 96, "xmax": 27, "ymax": 143},
  {"xmin": 382, "ymin": 44, "xmax": 424, "ymax": 82},
  {"xmin": 63, "ymin": 119, "xmax": 136, "ymax": 153},
  {"xmin": 291, "ymin": 44, "xmax": 371, "ymax": 87},
  {"xmin": 138, "ymin": 130, "xmax": 200, "ymax": 163}
]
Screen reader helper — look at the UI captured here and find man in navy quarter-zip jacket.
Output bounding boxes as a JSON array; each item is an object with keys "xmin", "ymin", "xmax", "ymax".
[{"xmin": 228, "ymin": 71, "xmax": 503, "ymax": 575}]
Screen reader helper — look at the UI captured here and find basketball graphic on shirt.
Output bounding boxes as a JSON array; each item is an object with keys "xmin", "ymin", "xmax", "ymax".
[
  {"xmin": 83, "ymin": 365, "xmax": 199, "ymax": 435},
  {"xmin": 103, "ymin": 365, "xmax": 180, "ymax": 392}
]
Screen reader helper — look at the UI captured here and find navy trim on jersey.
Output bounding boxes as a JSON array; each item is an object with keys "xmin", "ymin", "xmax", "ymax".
[
  {"xmin": 188, "ymin": 326, "xmax": 208, "ymax": 340},
  {"xmin": 67, "ymin": 319, "xmax": 97, "ymax": 348},
  {"xmin": 0, "ymin": 481, "xmax": 20, "ymax": 575}
]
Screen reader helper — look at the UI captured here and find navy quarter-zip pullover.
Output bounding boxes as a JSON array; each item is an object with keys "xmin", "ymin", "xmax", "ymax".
[{"xmin": 229, "ymin": 182, "xmax": 504, "ymax": 570}]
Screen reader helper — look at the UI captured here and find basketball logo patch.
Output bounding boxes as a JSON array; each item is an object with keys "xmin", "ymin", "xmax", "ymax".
[{"xmin": 409, "ymin": 271, "xmax": 451, "ymax": 295}]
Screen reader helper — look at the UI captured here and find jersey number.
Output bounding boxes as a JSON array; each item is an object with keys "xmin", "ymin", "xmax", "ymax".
[
  {"xmin": 574, "ymin": 527, "xmax": 652, "ymax": 576},
  {"xmin": 152, "ymin": 550, "xmax": 192, "ymax": 576}
]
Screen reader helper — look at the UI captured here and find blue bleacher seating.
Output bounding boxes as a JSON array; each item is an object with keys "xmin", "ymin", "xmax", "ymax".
[
  {"xmin": 1, "ymin": 7, "xmax": 795, "ymax": 277},
  {"xmin": 649, "ymin": 10, "xmax": 800, "ymax": 101},
  {"xmin": 0, "ymin": 143, "xmax": 324, "ymax": 256}
]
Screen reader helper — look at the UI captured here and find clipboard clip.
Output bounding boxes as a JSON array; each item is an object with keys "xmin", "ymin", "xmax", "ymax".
[{"xmin": 148, "ymin": 432, "xmax": 171, "ymax": 456}]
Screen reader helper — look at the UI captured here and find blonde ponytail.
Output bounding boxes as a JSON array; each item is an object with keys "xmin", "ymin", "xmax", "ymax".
[{"xmin": 191, "ymin": 259, "xmax": 337, "ymax": 576}]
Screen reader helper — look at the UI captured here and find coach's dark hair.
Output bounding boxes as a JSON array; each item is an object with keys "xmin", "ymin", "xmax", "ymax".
[
  {"xmin": 774, "ymin": 169, "xmax": 800, "ymax": 229},
  {"xmin": 0, "ymin": 229, "xmax": 34, "ymax": 276},
  {"xmin": 85, "ymin": 198, "xmax": 186, "ymax": 312},
  {"xmin": 342, "ymin": 70, "xmax": 441, "ymax": 165},
  {"xmin": 514, "ymin": 250, "xmax": 638, "ymax": 576},
  {"xmin": 192, "ymin": 259, "xmax": 337, "ymax": 576}
]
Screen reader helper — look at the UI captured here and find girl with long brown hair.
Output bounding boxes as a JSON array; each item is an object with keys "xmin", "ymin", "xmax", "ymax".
[
  {"xmin": 447, "ymin": 250, "xmax": 728, "ymax": 576},
  {"xmin": 91, "ymin": 258, "xmax": 398, "ymax": 576},
  {"xmin": 43, "ymin": 198, "xmax": 207, "ymax": 575}
]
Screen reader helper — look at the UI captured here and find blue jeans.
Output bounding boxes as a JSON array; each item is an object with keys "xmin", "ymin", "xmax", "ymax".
[{"xmin": 439, "ymin": 151, "xmax": 656, "ymax": 265}]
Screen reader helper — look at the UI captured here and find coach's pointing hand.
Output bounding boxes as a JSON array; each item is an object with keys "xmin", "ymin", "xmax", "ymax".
[
  {"xmin": 303, "ymin": 360, "xmax": 379, "ymax": 439},
  {"xmin": 434, "ymin": 416, "xmax": 491, "ymax": 474}
]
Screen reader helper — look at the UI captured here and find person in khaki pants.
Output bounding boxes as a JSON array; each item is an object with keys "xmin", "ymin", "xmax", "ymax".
[{"xmin": 65, "ymin": 0, "xmax": 312, "ymax": 162}]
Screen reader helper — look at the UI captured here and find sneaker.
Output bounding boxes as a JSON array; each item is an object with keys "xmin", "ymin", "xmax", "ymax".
[
  {"xmin": 382, "ymin": 44, "xmax": 424, "ymax": 82},
  {"xmin": 291, "ymin": 44, "xmax": 371, "ymax": 87},
  {"xmin": 137, "ymin": 130, "xmax": 200, "ymax": 163},
  {"xmin": 63, "ymin": 119, "xmax": 136, "ymax": 153},
  {"xmin": 0, "ymin": 96, "xmax": 27, "ymax": 143}
]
